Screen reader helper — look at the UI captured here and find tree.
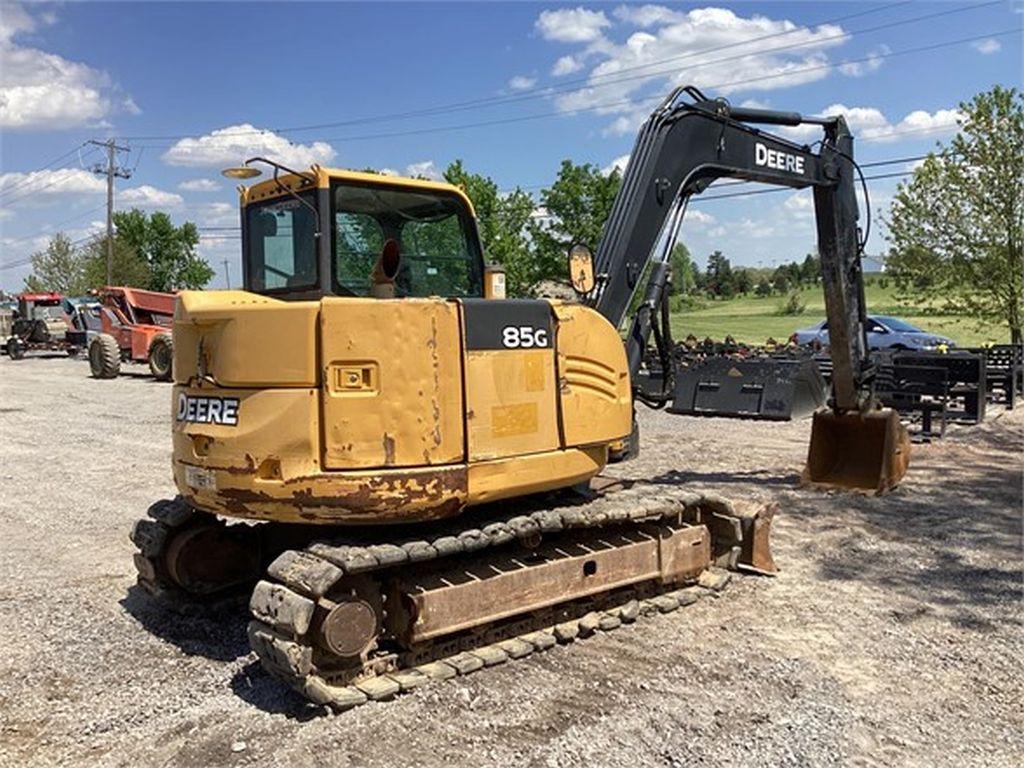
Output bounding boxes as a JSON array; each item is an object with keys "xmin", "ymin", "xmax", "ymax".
[
  {"xmin": 733, "ymin": 268, "xmax": 752, "ymax": 295},
  {"xmin": 23, "ymin": 233, "xmax": 89, "ymax": 295},
  {"xmin": 771, "ymin": 265, "xmax": 791, "ymax": 294},
  {"xmin": 705, "ymin": 250, "xmax": 734, "ymax": 297},
  {"xmin": 669, "ymin": 242, "xmax": 696, "ymax": 295},
  {"xmin": 114, "ymin": 209, "xmax": 213, "ymax": 291},
  {"xmin": 755, "ymin": 276, "xmax": 773, "ymax": 297},
  {"xmin": 443, "ymin": 160, "xmax": 535, "ymax": 296},
  {"xmin": 528, "ymin": 160, "xmax": 621, "ymax": 290},
  {"xmin": 887, "ymin": 85, "xmax": 1024, "ymax": 344},
  {"xmin": 800, "ymin": 252, "xmax": 821, "ymax": 285},
  {"xmin": 82, "ymin": 235, "xmax": 152, "ymax": 289}
]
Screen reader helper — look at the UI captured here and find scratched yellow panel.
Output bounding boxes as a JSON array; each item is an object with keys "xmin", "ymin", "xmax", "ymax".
[
  {"xmin": 466, "ymin": 348, "xmax": 559, "ymax": 461},
  {"xmin": 552, "ymin": 303, "xmax": 633, "ymax": 449},
  {"xmin": 320, "ymin": 297, "xmax": 464, "ymax": 469},
  {"xmin": 491, "ymin": 402, "xmax": 539, "ymax": 437},
  {"xmin": 523, "ymin": 356, "xmax": 545, "ymax": 392}
]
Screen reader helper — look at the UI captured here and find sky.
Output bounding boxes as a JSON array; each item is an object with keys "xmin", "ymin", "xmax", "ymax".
[{"xmin": 0, "ymin": 0, "xmax": 1020, "ymax": 291}]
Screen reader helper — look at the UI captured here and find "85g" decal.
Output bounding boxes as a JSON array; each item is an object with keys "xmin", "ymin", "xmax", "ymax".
[{"xmin": 501, "ymin": 325, "xmax": 550, "ymax": 348}]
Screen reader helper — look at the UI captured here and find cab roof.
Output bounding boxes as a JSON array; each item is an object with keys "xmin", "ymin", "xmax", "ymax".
[{"xmin": 239, "ymin": 165, "xmax": 476, "ymax": 217}]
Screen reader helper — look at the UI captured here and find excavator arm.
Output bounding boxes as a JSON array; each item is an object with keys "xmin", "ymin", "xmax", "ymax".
[{"xmin": 584, "ymin": 86, "xmax": 909, "ymax": 492}]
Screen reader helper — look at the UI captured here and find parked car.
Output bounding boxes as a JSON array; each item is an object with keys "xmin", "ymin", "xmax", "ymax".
[{"xmin": 792, "ymin": 315, "xmax": 955, "ymax": 351}]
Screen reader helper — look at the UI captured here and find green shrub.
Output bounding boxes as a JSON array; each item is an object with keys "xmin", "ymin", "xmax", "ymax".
[{"xmin": 777, "ymin": 290, "xmax": 806, "ymax": 316}]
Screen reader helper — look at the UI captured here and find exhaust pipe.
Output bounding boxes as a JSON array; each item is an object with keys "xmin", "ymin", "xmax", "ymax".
[{"xmin": 802, "ymin": 408, "xmax": 911, "ymax": 494}]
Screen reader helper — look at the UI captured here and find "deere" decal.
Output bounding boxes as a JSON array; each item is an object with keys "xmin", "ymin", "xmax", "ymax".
[{"xmin": 176, "ymin": 394, "xmax": 240, "ymax": 426}]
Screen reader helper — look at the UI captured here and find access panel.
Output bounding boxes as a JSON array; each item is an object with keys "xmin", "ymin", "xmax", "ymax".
[{"xmin": 320, "ymin": 297, "xmax": 464, "ymax": 469}]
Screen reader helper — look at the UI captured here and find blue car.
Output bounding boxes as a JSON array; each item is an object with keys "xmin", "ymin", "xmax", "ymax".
[{"xmin": 792, "ymin": 315, "xmax": 955, "ymax": 350}]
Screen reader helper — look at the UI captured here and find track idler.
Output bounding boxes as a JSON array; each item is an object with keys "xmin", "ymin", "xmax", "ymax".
[
  {"xmin": 131, "ymin": 497, "xmax": 263, "ymax": 602},
  {"xmin": 802, "ymin": 407, "xmax": 911, "ymax": 494}
]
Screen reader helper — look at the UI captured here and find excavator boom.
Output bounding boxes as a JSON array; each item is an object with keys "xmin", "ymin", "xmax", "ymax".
[{"xmin": 586, "ymin": 86, "xmax": 910, "ymax": 493}]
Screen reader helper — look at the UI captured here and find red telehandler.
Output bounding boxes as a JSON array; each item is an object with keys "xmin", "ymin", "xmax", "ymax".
[{"xmin": 88, "ymin": 286, "xmax": 176, "ymax": 380}]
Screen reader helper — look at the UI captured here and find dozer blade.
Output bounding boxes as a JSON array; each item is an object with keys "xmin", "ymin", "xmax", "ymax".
[{"xmin": 802, "ymin": 408, "xmax": 911, "ymax": 494}]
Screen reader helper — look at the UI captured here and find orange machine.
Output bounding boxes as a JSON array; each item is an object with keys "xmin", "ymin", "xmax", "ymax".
[{"xmin": 89, "ymin": 286, "xmax": 176, "ymax": 380}]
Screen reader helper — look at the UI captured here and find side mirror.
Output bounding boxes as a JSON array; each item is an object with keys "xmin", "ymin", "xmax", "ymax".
[{"xmin": 567, "ymin": 243, "xmax": 596, "ymax": 296}]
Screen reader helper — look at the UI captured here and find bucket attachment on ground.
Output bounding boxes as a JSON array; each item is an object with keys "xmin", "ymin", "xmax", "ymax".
[
  {"xmin": 802, "ymin": 408, "xmax": 911, "ymax": 494},
  {"xmin": 669, "ymin": 357, "xmax": 826, "ymax": 421}
]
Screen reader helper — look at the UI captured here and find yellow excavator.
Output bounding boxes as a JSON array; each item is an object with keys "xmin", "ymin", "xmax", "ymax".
[{"xmin": 131, "ymin": 87, "xmax": 909, "ymax": 709}]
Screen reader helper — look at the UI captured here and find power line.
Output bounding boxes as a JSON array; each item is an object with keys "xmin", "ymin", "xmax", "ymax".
[
  {"xmin": 693, "ymin": 170, "xmax": 911, "ymax": 203},
  {"xmin": 0, "ymin": 204, "xmax": 108, "ymax": 247},
  {"xmin": 0, "ymin": 143, "xmax": 958, "ymax": 275},
  {"xmin": 123, "ymin": 0, "xmax": 994, "ymax": 143},
  {"xmin": 0, "ymin": 159, "xmax": 105, "ymax": 209},
  {"xmin": 187, "ymin": 152, "xmax": 937, "ymax": 235},
  {"xmin": 0, "ymin": 143, "xmax": 97, "ymax": 201},
  {"xmin": 204, "ymin": 27, "xmax": 1012, "ymax": 149}
]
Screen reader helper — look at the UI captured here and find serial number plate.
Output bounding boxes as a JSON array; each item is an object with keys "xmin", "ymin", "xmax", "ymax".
[
  {"xmin": 176, "ymin": 394, "xmax": 240, "ymax": 426},
  {"xmin": 184, "ymin": 465, "xmax": 216, "ymax": 491}
]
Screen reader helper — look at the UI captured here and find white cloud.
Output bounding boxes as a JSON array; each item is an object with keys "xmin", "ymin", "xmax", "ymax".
[
  {"xmin": 783, "ymin": 190, "xmax": 814, "ymax": 219},
  {"xmin": 188, "ymin": 201, "xmax": 238, "ymax": 228},
  {"xmin": 779, "ymin": 104, "xmax": 962, "ymax": 143},
  {"xmin": 552, "ymin": 55, "xmax": 584, "ymax": 76},
  {"xmin": 178, "ymin": 178, "xmax": 221, "ymax": 192},
  {"xmin": 972, "ymin": 38, "xmax": 1001, "ymax": 55},
  {"xmin": 613, "ymin": 4, "xmax": 687, "ymax": 28},
  {"xmin": 540, "ymin": 6, "xmax": 849, "ymax": 136},
  {"xmin": 0, "ymin": 3, "xmax": 135, "ymax": 129},
  {"xmin": 889, "ymin": 108, "xmax": 962, "ymax": 141},
  {"xmin": 162, "ymin": 124, "xmax": 337, "ymax": 169},
  {"xmin": 404, "ymin": 161, "xmax": 443, "ymax": 180},
  {"xmin": 602, "ymin": 154, "xmax": 631, "ymax": 176},
  {"xmin": 685, "ymin": 209, "xmax": 715, "ymax": 226},
  {"xmin": 535, "ymin": 7, "xmax": 610, "ymax": 43},
  {"xmin": 119, "ymin": 185, "xmax": 184, "ymax": 209},
  {"xmin": 838, "ymin": 45, "xmax": 889, "ymax": 77},
  {"xmin": 0, "ymin": 167, "xmax": 105, "ymax": 201},
  {"xmin": 508, "ymin": 75, "xmax": 537, "ymax": 91}
]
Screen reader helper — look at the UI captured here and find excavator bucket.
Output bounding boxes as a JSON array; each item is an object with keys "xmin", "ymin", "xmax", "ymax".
[{"xmin": 802, "ymin": 408, "xmax": 911, "ymax": 494}]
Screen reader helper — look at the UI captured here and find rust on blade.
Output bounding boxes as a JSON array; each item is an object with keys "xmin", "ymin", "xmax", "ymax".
[{"xmin": 706, "ymin": 501, "xmax": 778, "ymax": 575}]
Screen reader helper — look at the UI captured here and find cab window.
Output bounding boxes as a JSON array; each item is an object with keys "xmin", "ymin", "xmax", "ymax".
[
  {"xmin": 331, "ymin": 181, "xmax": 483, "ymax": 298},
  {"xmin": 245, "ymin": 194, "xmax": 318, "ymax": 292},
  {"xmin": 335, "ymin": 211, "xmax": 385, "ymax": 295}
]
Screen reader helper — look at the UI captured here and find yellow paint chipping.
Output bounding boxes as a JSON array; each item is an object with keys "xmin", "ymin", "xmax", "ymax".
[{"xmin": 491, "ymin": 403, "xmax": 539, "ymax": 437}]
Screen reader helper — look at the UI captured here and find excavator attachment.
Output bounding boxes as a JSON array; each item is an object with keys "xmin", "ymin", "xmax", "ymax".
[{"xmin": 802, "ymin": 408, "xmax": 911, "ymax": 494}]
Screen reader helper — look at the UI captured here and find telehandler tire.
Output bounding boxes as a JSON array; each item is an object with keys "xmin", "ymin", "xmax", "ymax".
[
  {"xmin": 89, "ymin": 333, "xmax": 121, "ymax": 379},
  {"xmin": 148, "ymin": 333, "xmax": 173, "ymax": 381}
]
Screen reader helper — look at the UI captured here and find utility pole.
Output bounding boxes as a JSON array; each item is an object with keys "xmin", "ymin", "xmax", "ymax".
[
  {"xmin": 89, "ymin": 139, "xmax": 132, "ymax": 286},
  {"xmin": 222, "ymin": 258, "xmax": 231, "ymax": 289}
]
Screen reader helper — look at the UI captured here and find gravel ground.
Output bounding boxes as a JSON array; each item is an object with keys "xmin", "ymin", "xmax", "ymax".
[{"xmin": 1, "ymin": 356, "xmax": 1021, "ymax": 768}]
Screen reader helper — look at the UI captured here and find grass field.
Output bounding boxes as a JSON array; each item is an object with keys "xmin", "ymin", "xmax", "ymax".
[{"xmin": 669, "ymin": 283, "xmax": 1008, "ymax": 347}]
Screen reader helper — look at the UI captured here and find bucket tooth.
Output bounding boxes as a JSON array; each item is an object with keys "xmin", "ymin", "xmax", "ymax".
[{"xmin": 802, "ymin": 408, "xmax": 911, "ymax": 494}]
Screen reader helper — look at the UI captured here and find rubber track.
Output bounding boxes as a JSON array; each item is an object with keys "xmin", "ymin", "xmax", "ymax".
[
  {"xmin": 248, "ymin": 485, "xmax": 749, "ymax": 712},
  {"xmin": 129, "ymin": 497, "xmax": 251, "ymax": 613}
]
